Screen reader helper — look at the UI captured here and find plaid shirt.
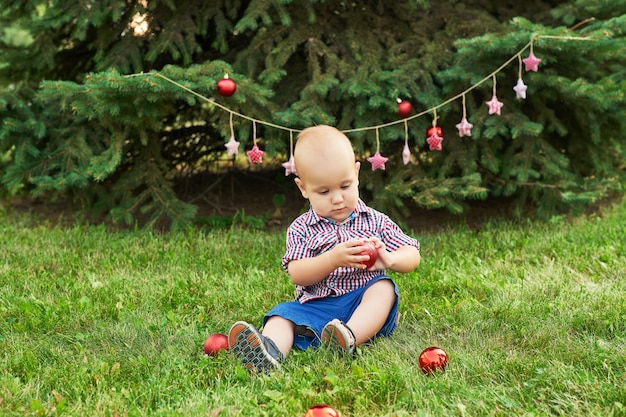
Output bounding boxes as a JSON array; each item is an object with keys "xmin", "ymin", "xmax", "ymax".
[{"xmin": 282, "ymin": 199, "xmax": 420, "ymax": 303}]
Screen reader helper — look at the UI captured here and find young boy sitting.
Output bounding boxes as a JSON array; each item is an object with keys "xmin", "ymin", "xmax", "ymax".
[{"xmin": 228, "ymin": 125, "xmax": 421, "ymax": 373}]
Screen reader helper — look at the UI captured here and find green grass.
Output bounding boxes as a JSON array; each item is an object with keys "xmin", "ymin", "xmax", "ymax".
[{"xmin": 1, "ymin": 199, "xmax": 625, "ymax": 417}]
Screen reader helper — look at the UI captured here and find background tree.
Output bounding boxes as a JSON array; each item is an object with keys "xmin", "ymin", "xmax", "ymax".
[{"xmin": 0, "ymin": 0, "xmax": 624, "ymax": 229}]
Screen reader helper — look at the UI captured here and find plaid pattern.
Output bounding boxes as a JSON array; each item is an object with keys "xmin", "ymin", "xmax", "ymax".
[{"xmin": 282, "ymin": 199, "xmax": 420, "ymax": 303}]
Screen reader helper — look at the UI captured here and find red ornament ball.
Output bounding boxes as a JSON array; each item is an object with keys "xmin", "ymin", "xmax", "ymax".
[
  {"xmin": 397, "ymin": 100, "xmax": 413, "ymax": 118},
  {"xmin": 203, "ymin": 333, "xmax": 229, "ymax": 356},
  {"xmin": 304, "ymin": 404, "xmax": 340, "ymax": 417},
  {"xmin": 419, "ymin": 346, "xmax": 448, "ymax": 374},
  {"xmin": 426, "ymin": 126, "xmax": 443, "ymax": 138},
  {"xmin": 217, "ymin": 74, "xmax": 237, "ymax": 97},
  {"xmin": 358, "ymin": 241, "xmax": 378, "ymax": 269}
]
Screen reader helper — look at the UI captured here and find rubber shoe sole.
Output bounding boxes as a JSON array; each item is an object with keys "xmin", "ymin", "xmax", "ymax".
[
  {"xmin": 321, "ymin": 319, "xmax": 355, "ymax": 353},
  {"xmin": 228, "ymin": 321, "xmax": 281, "ymax": 374}
]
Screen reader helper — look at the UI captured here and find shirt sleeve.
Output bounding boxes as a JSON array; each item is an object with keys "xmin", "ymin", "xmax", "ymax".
[
  {"xmin": 281, "ymin": 216, "xmax": 312, "ymax": 273},
  {"xmin": 379, "ymin": 213, "xmax": 420, "ymax": 252}
]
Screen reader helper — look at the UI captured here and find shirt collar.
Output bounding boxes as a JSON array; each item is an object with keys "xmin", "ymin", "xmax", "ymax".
[{"xmin": 304, "ymin": 199, "xmax": 368, "ymax": 225}]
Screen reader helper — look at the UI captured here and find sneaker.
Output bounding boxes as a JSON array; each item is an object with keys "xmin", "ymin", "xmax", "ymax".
[
  {"xmin": 321, "ymin": 319, "xmax": 356, "ymax": 353},
  {"xmin": 228, "ymin": 321, "xmax": 283, "ymax": 374}
]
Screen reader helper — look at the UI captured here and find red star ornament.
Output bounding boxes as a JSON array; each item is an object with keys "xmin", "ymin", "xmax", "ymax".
[
  {"xmin": 523, "ymin": 51, "xmax": 542, "ymax": 72},
  {"xmin": 367, "ymin": 151, "xmax": 388, "ymax": 171},
  {"xmin": 282, "ymin": 155, "xmax": 297, "ymax": 176},
  {"xmin": 486, "ymin": 95, "xmax": 504, "ymax": 115},
  {"xmin": 427, "ymin": 132, "xmax": 443, "ymax": 151},
  {"xmin": 246, "ymin": 144, "xmax": 265, "ymax": 164}
]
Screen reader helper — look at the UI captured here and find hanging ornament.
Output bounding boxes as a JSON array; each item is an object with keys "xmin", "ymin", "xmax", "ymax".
[
  {"xmin": 522, "ymin": 42, "xmax": 542, "ymax": 72},
  {"xmin": 225, "ymin": 136, "xmax": 240, "ymax": 156},
  {"xmin": 246, "ymin": 121, "xmax": 264, "ymax": 164},
  {"xmin": 455, "ymin": 118, "xmax": 473, "ymax": 137},
  {"xmin": 426, "ymin": 110, "xmax": 443, "ymax": 151},
  {"xmin": 247, "ymin": 145, "xmax": 264, "ymax": 164},
  {"xmin": 282, "ymin": 130, "xmax": 297, "ymax": 176},
  {"xmin": 402, "ymin": 143, "xmax": 411, "ymax": 165},
  {"xmin": 514, "ymin": 78, "xmax": 528, "ymax": 100},
  {"xmin": 455, "ymin": 94, "xmax": 473, "ymax": 137},
  {"xmin": 427, "ymin": 133, "xmax": 443, "ymax": 151},
  {"xmin": 402, "ymin": 120, "xmax": 411, "ymax": 165},
  {"xmin": 486, "ymin": 95, "xmax": 504, "ymax": 115},
  {"xmin": 217, "ymin": 74, "xmax": 237, "ymax": 97},
  {"xmin": 397, "ymin": 98, "xmax": 413, "ymax": 118},
  {"xmin": 368, "ymin": 151, "xmax": 388, "ymax": 170},
  {"xmin": 486, "ymin": 75, "xmax": 504, "ymax": 115},
  {"xmin": 282, "ymin": 155, "xmax": 296, "ymax": 176},
  {"xmin": 426, "ymin": 126, "xmax": 443, "ymax": 138},
  {"xmin": 224, "ymin": 113, "xmax": 240, "ymax": 156},
  {"xmin": 367, "ymin": 128, "xmax": 388, "ymax": 170},
  {"xmin": 513, "ymin": 55, "xmax": 528, "ymax": 99}
]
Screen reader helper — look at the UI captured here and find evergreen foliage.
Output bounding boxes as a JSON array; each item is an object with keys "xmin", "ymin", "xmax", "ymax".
[{"xmin": 0, "ymin": 0, "xmax": 624, "ymax": 228}]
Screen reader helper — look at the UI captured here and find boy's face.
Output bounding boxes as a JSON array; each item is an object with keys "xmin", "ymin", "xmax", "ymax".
[{"xmin": 295, "ymin": 160, "xmax": 361, "ymax": 223}]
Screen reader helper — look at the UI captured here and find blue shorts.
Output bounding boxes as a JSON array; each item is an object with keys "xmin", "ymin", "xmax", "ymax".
[{"xmin": 263, "ymin": 275, "xmax": 400, "ymax": 350}]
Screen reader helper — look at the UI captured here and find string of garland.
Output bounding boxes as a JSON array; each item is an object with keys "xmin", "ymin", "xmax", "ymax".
[{"xmin": 126, "ymin": 34, "xmax": 592, "ymax": 175}]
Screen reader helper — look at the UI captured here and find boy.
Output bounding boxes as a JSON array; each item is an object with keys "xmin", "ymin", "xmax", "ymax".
[{"xmin": 228, "ymin": 125, "xmax": 421, "ymax": 373}]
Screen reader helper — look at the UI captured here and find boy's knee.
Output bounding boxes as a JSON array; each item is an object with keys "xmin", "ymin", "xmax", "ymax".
[{"xmin": 368, "ymin": 279, "xmax": 396, "ymax": 298}]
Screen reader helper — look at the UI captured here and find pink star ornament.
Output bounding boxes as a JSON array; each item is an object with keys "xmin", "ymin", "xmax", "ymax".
[
  {"xmin": 455, "ymin": 117, "xmax": 473, "ymax": 137},
  {"xmin": 282, "ymin": 155, "xmax": 297, "ymax": 176},
  {"xmin": 246, "ymin": 144, "xmax": 265, "ymax": 164},
  {"xmin": 224, "ymin": 136, "xmax": 240, "ymax": 156},
  {"xmin": 513, "ymin": 78, "xmax": 528, "ymax": 99},
  {"xmin": 523, "ymin": 51, "xmax": 542, "ymax": 72},
  {"xmin": 367, "ymin": 151, "xmax": 388, "ymax": 171},
  {"xmin": 486, "ymin": 95, "xmax": 504, "ymax": 115},
  {"xmin": 427, "ymin": 132, "xmax": 443, "ymax": 151}
]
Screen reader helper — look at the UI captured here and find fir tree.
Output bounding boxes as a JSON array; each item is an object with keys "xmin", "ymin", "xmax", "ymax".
[{"xmin": 0, "ymin": 0, "xmax": 624, "ymax": 228}]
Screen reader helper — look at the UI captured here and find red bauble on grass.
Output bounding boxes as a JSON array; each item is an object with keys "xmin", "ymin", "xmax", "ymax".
[
  {"xmin": 419, "ymin": 346, "xmax": 449, "ymax": 374},
  {"xmin": 304, "ymin": 404, "xmax": 340, "ymax": 417},
  {"xmin": 204, "ymin": 333, "xmax": 229, "ymax": 356},
  {"xmin": 358, "ymin": 241, "xmax": 378, "ymax": 269},
  {"xmin": 397, "ymin": 99, "xmax": 413, "ymax": 118},
  {"xmin": 217, "ymin": 74, "xmax": 237, "ymax": 97}
]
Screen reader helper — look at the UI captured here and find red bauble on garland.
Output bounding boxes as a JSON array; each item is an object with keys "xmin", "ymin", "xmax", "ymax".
[
  {"xmin": 426, "ymin": 126, "xmax": 443, "ymax": 138},
  {"xmin": 397, "ymin": 99, "xmax": 413, "ymax": 118},
  {"xmin": 217, "ymin": 74, "xmax": 237, "ymax": 97}
]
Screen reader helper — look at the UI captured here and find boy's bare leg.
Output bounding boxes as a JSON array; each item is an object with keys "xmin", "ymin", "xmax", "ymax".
[
  {"xmin": 262, "ymin": 316, "xmax": 296, "ymax": 358},
  {"xmin": 346, "ymin": 279, "xmax": 396, "ymax": 346}
]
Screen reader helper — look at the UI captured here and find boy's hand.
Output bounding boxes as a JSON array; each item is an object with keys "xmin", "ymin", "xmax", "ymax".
[{"xmin": 327, "ymin": 238, "xmax": 379, "ymax": 270}]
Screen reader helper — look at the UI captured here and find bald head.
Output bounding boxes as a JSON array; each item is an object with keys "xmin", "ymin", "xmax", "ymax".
[{"xmin": 294, "ymin": 125, "xmax": 356, "ymax": 181}]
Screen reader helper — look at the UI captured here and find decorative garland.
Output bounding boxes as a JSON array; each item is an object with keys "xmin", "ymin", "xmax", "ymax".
[{"xmin": 127, "ymin": 34, "xmax": 592, "ymax": 175}]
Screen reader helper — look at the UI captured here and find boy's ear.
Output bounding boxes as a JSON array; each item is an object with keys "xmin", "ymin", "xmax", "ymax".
[
  {"xmin": 355, "ymin": 161, "xmax": 361, "ymax": 175},
  {"xmin": 294, "ymin": 177, "xmax": 309, "ymax": 199}
]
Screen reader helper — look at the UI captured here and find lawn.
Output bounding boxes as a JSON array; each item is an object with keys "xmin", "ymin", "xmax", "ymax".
[{"xmin": 1, "ymin": 198, "xmax": 625, "ymax": 416}]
